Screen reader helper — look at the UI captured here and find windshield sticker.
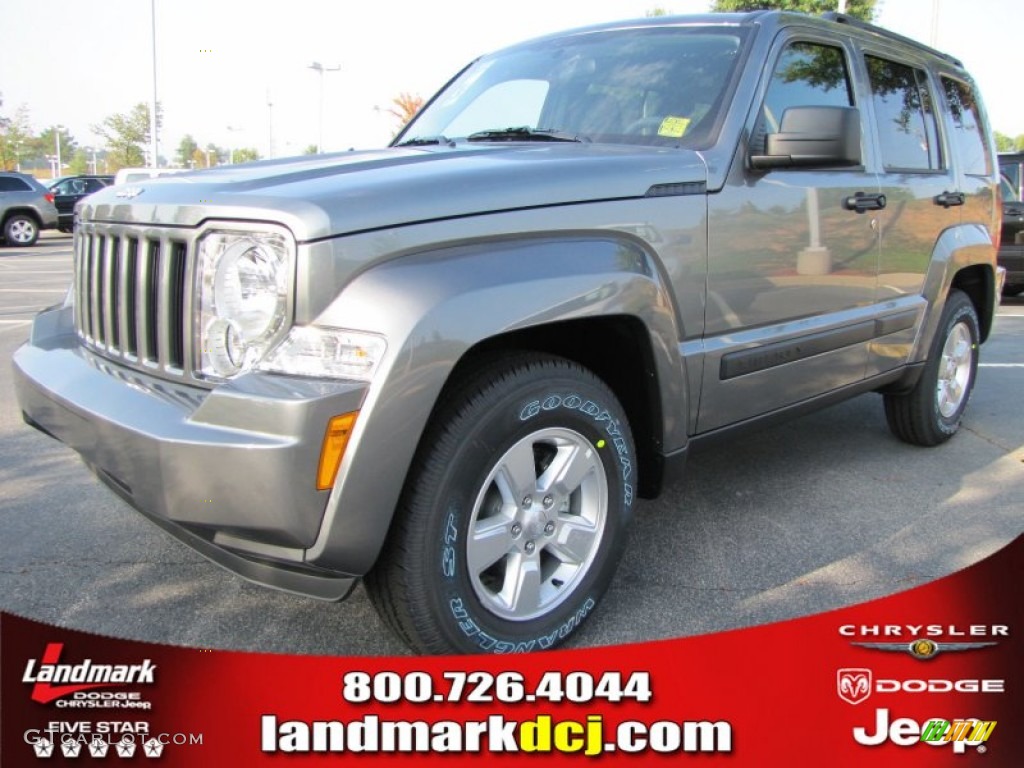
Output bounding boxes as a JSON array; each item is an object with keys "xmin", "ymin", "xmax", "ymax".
[{"xmin": 658, "ymin": 116, "xmax": 691, "ymax": 138}]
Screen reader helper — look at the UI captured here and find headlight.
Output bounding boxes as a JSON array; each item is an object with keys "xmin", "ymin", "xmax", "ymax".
[{"xmin": 196, "ymin": 229, "xmax": 294, "ymax": 379}]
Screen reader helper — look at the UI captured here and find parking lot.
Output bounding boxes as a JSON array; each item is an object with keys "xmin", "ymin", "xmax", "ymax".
[{"xmin": 1, "ymin": 231, "xmax": 1022, "ymax": 656}]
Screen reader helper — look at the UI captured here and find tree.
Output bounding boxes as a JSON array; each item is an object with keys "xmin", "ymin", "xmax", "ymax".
[
  {"xmin": 232, "ymin": 147, "xmax": 261, "ymax": 164},
  {"xmin": 93, "ymin": 103, "xmax": 162, "ymax": 171},
  {"xmin": 177, "ymin": 134, "xmax": 199, "ymax": 167},
  {"xmin": 0, "ymin": 103, "xmax": 34, "ymax": 172},
  {"xmin": 38, "ymin": 125, "xmax": 78, "ymax": 175},
  {"xmin": 646, "ymin": 7, "xmax": 671, "ymax": 16},
  {"xmin": 68, "ymin": 149, "xmax": 89, "ymax": 175},
  {"xmin": 711, "ymin": 0, "xmax": 876, "ymax": 21},
  {"xmin": 303, "ymin": 144, "xmax": 318, "ymax": 155},
  {"xmin": 386, "ymin": 92, "xmax": 424, "ymax": 132}
]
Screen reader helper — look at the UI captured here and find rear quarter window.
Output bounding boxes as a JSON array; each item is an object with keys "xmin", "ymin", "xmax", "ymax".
[
  {"xmin": 0, "ymin": 177, "xmax": 32, "ymax": 192},
  {"xmin": 942, "ymin": 76, "xmax": 993, "ymax": 176}
]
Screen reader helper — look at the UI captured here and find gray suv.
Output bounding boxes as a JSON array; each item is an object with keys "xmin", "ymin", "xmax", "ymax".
[
  {"xmin": 13, "ymin": 11, "xmax": 1002, "ymax": 654},
  {"xmin": 0, "ymin": 172, "xmax": 59, "ymax": 246}
]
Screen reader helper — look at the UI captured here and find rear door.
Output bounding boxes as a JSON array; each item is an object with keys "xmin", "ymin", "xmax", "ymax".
[{"xmin": 856, "ymin": 48, "xmax": 958, "ymax": 376}]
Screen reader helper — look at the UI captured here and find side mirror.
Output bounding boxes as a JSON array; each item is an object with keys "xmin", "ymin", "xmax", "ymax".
[{"xmin": 751, "ymin": 105, "xmax": 862, "ymax": 169}]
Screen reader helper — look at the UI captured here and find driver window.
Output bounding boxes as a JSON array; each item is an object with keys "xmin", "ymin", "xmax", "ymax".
[{"xmin": 754, "ymin": 41, "xmax": 854, "ymax": 154}]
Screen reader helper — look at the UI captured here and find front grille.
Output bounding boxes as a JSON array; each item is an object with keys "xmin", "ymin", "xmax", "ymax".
[{"xmin": 75, "ymin": 225, "xmax": 192, "ymax": 379}]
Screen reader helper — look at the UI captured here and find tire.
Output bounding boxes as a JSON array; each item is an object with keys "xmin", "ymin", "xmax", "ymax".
[
  {"xmin": 3, "ymin": 214, "xmax": 40, "ymax": 247},
  {"xmin": 365, "ymin": 353, "xmax": 636, "ymax": 654},
  {"xmin": 884, "ymin": 289, "xmax": 979, "ymax": 446}
]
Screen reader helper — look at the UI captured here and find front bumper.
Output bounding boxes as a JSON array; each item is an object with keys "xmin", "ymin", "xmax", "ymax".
[{"xmin": 13, "ymin": 304, "xmax": 366, "ymax": 600}]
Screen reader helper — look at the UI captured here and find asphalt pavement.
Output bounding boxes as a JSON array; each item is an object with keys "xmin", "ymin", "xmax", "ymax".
[{"xmin": 1, "ymin": 231, "xmax": 1022, "ymax": 655}]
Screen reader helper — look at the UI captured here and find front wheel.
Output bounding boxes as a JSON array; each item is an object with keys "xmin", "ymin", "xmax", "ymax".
[
  {"xmin": 4, "ymin": 215, "xmax": 40, "ymax": 246},
  {"xmin": 884, "ymin": 289, "xmax": 980, "ymax": 446},
  {"xmin": 365, "ymin": 353, "xmax": 636, "ymax": 654}
]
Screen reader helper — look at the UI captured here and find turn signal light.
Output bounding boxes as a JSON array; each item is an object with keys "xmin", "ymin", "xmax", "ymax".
[{"xmin": 317, "ymin": 412, "xmax": 358, "ymax": 491}]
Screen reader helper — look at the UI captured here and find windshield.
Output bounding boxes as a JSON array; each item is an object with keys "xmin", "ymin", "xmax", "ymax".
[{"xmin": 398, "ymin": 25, "xmax": 748, "ymax": 148}]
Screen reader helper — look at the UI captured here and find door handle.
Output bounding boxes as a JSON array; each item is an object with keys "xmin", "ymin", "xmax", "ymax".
[
  {"xmin": 934, "ymin": 191, "xmax": 966, "ymax": 208},
  {"xmin": 842, "ymin": 192, "xmax": 887, "ymax": 213}
]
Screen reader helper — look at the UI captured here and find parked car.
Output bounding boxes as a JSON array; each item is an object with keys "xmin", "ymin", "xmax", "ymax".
[
  {"xmin": 48, "ymin": 175, "xmax": 115, "ymax": 232},
  {"xmin": 999, "ymin": 151, "xmax": 1023, "ymax": 200},
  {"xmin": 14, "ymin": 11, "xmax": 1001, "ymax": 654},
  {"xmin": 0, "ymin": 171, "xmax": 58, "ymax": 247},
  {"xmin": 113, "ymin": 167, "xmax": 185, "ymax": 185},
  {"xmin": 999, "ymin": 172, "xmax": 1024, "ymax": 296}
]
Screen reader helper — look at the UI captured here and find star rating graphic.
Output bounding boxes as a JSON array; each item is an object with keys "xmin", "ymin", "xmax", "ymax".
[
  {"xmin": 60, "ymin": 739, "xmax": 83, "ymax": 758},
  {"xmin": 115, "ymin": 738, "xmax": 137, "ymax": 758},
  {"xmin": 143, "ymin": 738, "xmax": 166, "ymax": 758},
  {"xmin": 33, "ymin": 737, "xmax": 55, "ymax": 758},
  {"xmin": 89, "ymin": 736, "xmax": 111, "ymax": 758}
]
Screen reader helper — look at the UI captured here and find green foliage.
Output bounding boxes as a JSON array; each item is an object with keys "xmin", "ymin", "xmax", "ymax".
[
  {"xmin": 995, "ymin": 131, "xmax": 1024, "ymax": 152},
  {"xmin": 711, "ymin": 0, "xmax": 876, "ymax": 21},
  {"xmin": 68, "ymin": 149, "xmax": 89, "ymax": 175},
  {"xmin": 303, "ymin": 144, "xmax": 319, "ymax": 155},
  {"xmin": 177, "ymin": 134, "xmax": 199, "ymax": 167},
  {"xmin": 92, "ymin": 103, "xmax": 162, "ymax": 171},
  {"xmin": 646, "ymin": 7, "xmax": 671, "ymax": 17},
  {"xmin": 0, "ymin": 104, "xmax": 35, "ymax": 171},
  {"xmin": 232, "ymin": 147, "xmax": 260, "ymax": 164}
]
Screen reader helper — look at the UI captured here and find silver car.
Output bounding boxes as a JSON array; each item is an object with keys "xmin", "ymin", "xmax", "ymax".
[{"xmin": 0, "ymin": 172, "xmax": 59, "ymax": 246}]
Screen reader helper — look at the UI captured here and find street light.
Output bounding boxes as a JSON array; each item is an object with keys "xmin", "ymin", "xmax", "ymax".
[
  {"xmin": 54, "ymin": 126, "xmax": 63, "ymax": 178},
  {"xmin": 150, "ymin": 0, "xmax": 160, "ymax": 168},
  {"xmin": 267, "ymin": 88, "xmax": 274, "ymax": 159},
  {"xmin": 226, "ymin": 125, "xmax": 242, "ymax": 164},
  {"xmin": 307, "ymin": 61, "xmax": 340, "ymax": 154}
]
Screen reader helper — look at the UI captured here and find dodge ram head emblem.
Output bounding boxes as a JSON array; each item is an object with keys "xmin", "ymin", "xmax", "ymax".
[{"xmin": 837, "ymin": 668, "xmax": 872, "ymax": 705}]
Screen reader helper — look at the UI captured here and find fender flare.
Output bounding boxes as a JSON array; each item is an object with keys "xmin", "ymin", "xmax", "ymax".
[{"xmin": 304, "ymin": 234, "xmax": 686, "ymax": 574}]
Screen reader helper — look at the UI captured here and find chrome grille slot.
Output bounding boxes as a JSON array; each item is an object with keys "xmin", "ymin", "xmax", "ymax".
[{"xmin": 75, "ymin": 225, "xmax": 194, "ymax": 380}]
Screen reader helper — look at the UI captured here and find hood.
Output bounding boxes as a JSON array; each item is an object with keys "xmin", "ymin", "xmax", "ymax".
[{"xmin": 83, "ymin": 144, "xmax": 708, "ymax": 241}]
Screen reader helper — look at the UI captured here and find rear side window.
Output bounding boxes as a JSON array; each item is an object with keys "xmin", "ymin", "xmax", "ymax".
[
  {"xmin": 942, "ymin": 76, "xmax": 993, "ymax": 176},
  {"xmin": 865, "ymin": 56, "xmax": 941, "ymax": 171},
  {"xmin": 0, "ymin": 177, "xmax": 32, "ymax": 192}
]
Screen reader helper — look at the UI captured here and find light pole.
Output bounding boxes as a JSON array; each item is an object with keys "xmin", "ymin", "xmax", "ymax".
[
  {"xmin": 150, "ymin": 0, "xmax": 160, "ymax": 167},
  {"xmin": 205, "ymin": 147, "xmax": 215, "ymax": 168},
  {"xmin": 267, "ymin": 88, "xmax": 274, "ymax": 159},
  {"xmin": 15, "ymin": 140, "xmax": 23, "ymax": 173},
  {"xmin": 308, "ymin": 61, "xmax": 340, "ymax": 154},
  {"xmin": 226, "ymin": 126, "xmax": 242, "ymax": 164},
  {"xmin": 54, "ymin": 126, "xmax": 63, "ymax": 178}
]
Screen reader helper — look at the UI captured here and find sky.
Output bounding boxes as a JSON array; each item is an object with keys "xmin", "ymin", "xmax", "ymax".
[{"xmin": 1, "ymin": 0, "xmax": 1021, "ymax": 167}]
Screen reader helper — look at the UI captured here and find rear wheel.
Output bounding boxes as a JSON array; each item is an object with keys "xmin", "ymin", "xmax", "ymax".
[
  {"xmin": 4, "ymin": 214, "xmax": 40, "ymax": 246},
  {"xmin": 366, "ymin": 353, "xmax": 636, "ymax": 654},
  {"xmin": 884, "ymin": 289, "xmax": 979, "ymax": 446}
]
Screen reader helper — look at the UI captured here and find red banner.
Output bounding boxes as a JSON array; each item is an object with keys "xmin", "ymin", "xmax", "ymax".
[{"xmin": 3, "ymin": 536, "xmax": 1021, "ymax": 766}]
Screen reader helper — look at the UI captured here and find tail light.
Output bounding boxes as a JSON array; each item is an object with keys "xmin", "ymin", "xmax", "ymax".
[{"xmin": 44, "ymin": 193, "xmax": 55, "ymax": 204}]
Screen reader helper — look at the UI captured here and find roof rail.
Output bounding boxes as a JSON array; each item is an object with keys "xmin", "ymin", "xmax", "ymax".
[{"xmin": 821, "ymin": 12, "xmax": 963, "ymax": 67}]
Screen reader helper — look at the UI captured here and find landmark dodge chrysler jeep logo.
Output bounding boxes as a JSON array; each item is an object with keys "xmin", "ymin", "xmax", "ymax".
[{"xmin": 22, "ymin": 644, "xmax": 157, "ymax": 704}]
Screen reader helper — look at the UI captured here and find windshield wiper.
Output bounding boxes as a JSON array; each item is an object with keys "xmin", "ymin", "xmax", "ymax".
[
  {"xmin": 395, "ymin": 135, "xmax": 453, "ymax": 147},
  {"xmin": 467, "ymin": 127, "xmax": 584, "ymax": 143}
]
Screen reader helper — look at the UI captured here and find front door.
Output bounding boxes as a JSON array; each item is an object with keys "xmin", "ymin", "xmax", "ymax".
[{"xmin": 700, "ymin": 35, "xmax": 880, "ymax": 432}]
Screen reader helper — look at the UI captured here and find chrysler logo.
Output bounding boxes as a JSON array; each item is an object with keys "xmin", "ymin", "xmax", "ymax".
[
  {"xmin": 115, "ymin": 186, "xmax": 145, "ymax": 199},
  {"xmin": 837, "ymin": 668, "xmax": 872, "ymax": 705}
]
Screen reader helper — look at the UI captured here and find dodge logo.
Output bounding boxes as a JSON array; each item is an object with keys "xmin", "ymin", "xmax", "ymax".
[{"xmin": 838, "ymin": 668, "xmax": 872, "ymax": 705}]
